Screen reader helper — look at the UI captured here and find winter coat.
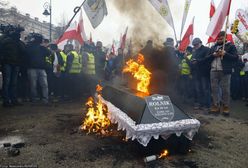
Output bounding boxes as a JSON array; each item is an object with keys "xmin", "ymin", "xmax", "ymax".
[
  {"xmin": 205, "ymin": 42, "xmax": 238, "ymax": 74},
  {"xmin": 26, "ymin": 43, "xmax": 51, "ymax": 69},
  {"xmin": 190, "ymin": 45, "xmax": 210, "ymax": 77},
  {"xmin": 0, "ymin": 35, "xmax": 26, "ymax": 66}
]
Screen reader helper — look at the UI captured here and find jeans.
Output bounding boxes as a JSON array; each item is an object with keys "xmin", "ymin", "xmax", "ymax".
[
  {"xmin": 210, "ymin": 71, "xmax": 231, "ymax": 106},
  {"xmin": 192, "ymin": 75, "xmax": 211, "ymax": 108},
  {"xmin": 179, "ymin": 75, "xmax": 193, "ymax": 101},
  {"xmin": 2, "ymin": 64, "xmax": 20, "ymax": 104},
  {"xmin": 28, "ymin": 69, "xmax": 48, "ymax": 103},
  {"xmin": 230, "ymin": 73, "xmax": 241, "ymax": 100}
]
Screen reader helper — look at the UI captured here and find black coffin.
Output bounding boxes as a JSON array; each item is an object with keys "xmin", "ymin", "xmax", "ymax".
[{"xmin": 102, "ymin": 85, "xmax": 191, "ymax": 124}]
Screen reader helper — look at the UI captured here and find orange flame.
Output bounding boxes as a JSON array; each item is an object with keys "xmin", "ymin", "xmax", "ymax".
[
  {"xmin": 96, "ymin": 84, "xmax": 103, "ymax": 92},
  {"xmin": 123, "ymin": 53, "xmax": 151, "ymax": 94},
  {"xmin": 81, "ymin": 85, "xmax": 110, "ymax": 134},
  {"xmin": 158, "ymin": 149, "xmax": 169, "ymax": 158}
]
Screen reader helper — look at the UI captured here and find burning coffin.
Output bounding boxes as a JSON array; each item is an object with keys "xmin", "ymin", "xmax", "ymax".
[{"xmin": 101, "ymin": 85, "xmax": 200, "ymax": 146}]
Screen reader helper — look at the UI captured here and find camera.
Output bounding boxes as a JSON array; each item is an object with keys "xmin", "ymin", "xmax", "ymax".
[
  {"xmin": 0, "ymin": 24, "xmax": 24, "ymax": 35},
  {"xmin": 26, "ymin": 33, "xmax": 43, "ymax": 44}
]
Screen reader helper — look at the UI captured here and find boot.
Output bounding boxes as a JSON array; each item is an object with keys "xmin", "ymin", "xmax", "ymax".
[
  {"xmin": 210, "ymin": 105, "xmax": 220, "ymax": 114},
  {"xmin": 222, "ymin": 105, "xmax": 230, "ymax": 116}
]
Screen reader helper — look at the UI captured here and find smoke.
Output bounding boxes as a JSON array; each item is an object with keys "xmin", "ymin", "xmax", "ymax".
[
  {"xmin": 110, "ymin": 0, "xmax": 181, "ymax": 96},
  {"xmin": 111, "ymin": 0, "xmax": 171, "ymax": 49}
]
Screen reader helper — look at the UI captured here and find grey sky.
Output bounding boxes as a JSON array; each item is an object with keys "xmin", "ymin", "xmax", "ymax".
[{"xmin": 5, "ymin": 0, "xmax": 248, "ymax": 45}]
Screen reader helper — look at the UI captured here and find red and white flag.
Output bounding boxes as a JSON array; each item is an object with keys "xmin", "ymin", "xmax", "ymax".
[
  {"xmin": 207, "ymin": 28, "xmax": 234, "ymax": 44},
  {"xmin": 77, "ymin": 10, "xmax": 87, "ymax": 42},
  {"xmin": 206, "ymin": 0, "xmax": 232, "ymax": 39},
  {"xmin": 178, "ymin": 17, "xmax": 194, "ymax": 52},
  {"xmin": 209, "ymin": 0, "xmax": 216, "ymax": 18},
  {"xmin": 120, "ymin": 26, "xmax": 128, "ymax": 50},
  {"xmin": 57, "ymin": 10, "xmax": 86, "ymax": 45},
  {"xmin": 207, "ymin": 0, "xmax": 233, "ymax": 44}
]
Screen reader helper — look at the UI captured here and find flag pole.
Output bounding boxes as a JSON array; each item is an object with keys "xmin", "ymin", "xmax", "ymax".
[
  {"xmin": 58, "ymin": 0, "xmax": 86, "ymax": 41},
  {"xmin": 221, "ymin": 15, "xmax": 229, "ymax": 59},
  {"xmin": 222, "ymin": 0, "xmax": 232, "ymax": 58},
  {"xmin": 173, "ymin": 27, "xmax": 178, "ymax": 46}
]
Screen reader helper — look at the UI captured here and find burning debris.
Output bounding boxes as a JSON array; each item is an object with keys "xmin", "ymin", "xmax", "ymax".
[
  {"xmin": 159, "ymin": 149, "xmax": 169, "ymax": 158},
  {"xmin": 81, "ymin": 85, "xmax": 111, "ymax": 134},
  {"xmin": 123, "ymin": 53, "xmax": 151, "ymax": 94},
  {"xmin": 144, "ymin": 149, "xmax": 169, "ymax": 163}
]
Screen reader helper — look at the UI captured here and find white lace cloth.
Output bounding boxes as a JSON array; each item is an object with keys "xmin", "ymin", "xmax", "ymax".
[{"xmin": 101, "ymin": 97, "xmax": 201, "ymax": 146}]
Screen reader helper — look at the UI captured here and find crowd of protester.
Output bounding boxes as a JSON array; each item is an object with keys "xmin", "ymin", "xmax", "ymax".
[
  {"xmin": 0, "ymin": 25, "xmax": 247, "ymax": 117},
  {"xmin": 176, "ymin": 32, "xmax": 248, "ymax": 116},
  {"xmin": 0, "ymin": 25, "xmax": 125, "ymax": 107}
]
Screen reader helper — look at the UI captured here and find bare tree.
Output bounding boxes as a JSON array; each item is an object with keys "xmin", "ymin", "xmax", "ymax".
[
  {"xmin": 54, "ymin": 12, "xmax": 69, "ymax": 39},
  {"xmin": 0, "ymin": 0, "xmax": 8, "ymax": 7}
]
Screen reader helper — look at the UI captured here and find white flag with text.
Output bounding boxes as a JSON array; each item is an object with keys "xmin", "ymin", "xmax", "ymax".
[
  {"xmin": 180, "ymin": 0, "xmax": 192, "ymax": 40},
  {"xmin": 149, "ymin": 0, "xmax": 175, "ymax": 30},
  {"xmin": 83, "ymin": 0, "xmax": 108, "ymax": 28}
]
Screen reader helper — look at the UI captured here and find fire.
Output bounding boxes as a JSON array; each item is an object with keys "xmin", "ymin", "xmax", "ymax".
[
  {"xmin": 158, "ymin": 149, "xmax": 169, "ymax": 158},
  {"xmin": 123, "ymin": 53, "xmax": 151, "ymax": 94},
  {"xmin": 96, "ymin": 84, "xmax": 103, "ymax": 92},
  {"xmin": 81, "ymin": 85, "xmax": 111, "ymax": 134}
]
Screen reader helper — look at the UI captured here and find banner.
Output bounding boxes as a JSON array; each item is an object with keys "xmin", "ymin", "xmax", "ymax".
[
  {"xmin": 83, "ymin": 0, "xmax": 108, "ymax": 28},
  {"xmin": 235, "ymin": 9, "xmax": 248, "ymax": 42},
  {"xmin": 180, "ymin": 0, "xmax": 192, "ymax": 40},
  {"xmin": 149, "ymin": 0, "xmax": 177, "ymax": 41}
]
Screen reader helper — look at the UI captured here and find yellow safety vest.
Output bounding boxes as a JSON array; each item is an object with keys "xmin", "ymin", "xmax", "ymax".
[
  {"xmin": 240, "ymin": 70, "xmax": 245, "ymax": 76},
  {"xmin": 181, "ymin": 54, "xmax": 192, "ymax": 75},
  {"xmin": 45, "ymin": 55, "xmax": 52, "ymax": 65},
  {"xmin": 60, "ymin": 51, "xmax": 67, "ymax": 72},
  {"xmin": 69, "ymin": 51, "xmax": 82, "ymax": 74},
  {"xmin": 87, "ymin": 53, "xmax": 95, "ymax": 75}
]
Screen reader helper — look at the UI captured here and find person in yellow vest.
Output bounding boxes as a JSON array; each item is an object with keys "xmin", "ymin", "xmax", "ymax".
[
  {"xmin": 65, "ymin": 44, "xmax": 82, "ymax": 99},
  {"xmin": 179, "ymin": 46, "xmax": 193, "ymax": 102},
  {"xmin": 86, "ymin": 52, "xmax": 96, "ymax": 75},
  {"xmin": 49, "ymin": 44, "xmax": 67, "ymax": 99}
]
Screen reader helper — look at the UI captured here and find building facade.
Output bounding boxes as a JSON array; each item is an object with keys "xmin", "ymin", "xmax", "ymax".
[{"xmin": 0, "ymin": 7, "xmax": 58, "ymax": 41}]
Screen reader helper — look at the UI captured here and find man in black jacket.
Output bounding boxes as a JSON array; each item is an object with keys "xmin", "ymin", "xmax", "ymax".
[
  {"xmin": 191, "ymin": 38, "xmax": 210, "ymax": 110},
  {"xmin": 0, "ymin": 26, "xmax": 25, "ymax": 107},
  {"xmin": 93, "ymin": 41, "xmax": 106, "ymax": 79},
  {"xmin": 206, "ymin": 31, "xmax": 238, "ymax": 116},
  {"xmin": 26, "ymin": 33, "xmax": 51, "ymax": 104}
]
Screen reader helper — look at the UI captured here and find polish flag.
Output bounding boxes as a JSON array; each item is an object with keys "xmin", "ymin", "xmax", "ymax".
[
  {"xmin": 207, "ymin": 28, "xmax": 234, "ymax": 44},
  {"xmin": 77, "ymin": 10, "xmax": 87, "ymax": 42},
  {"xmin": 178, "ymin": 17, "xmax": 194, "ymax": 52},
  {"xmin": 120, "ymin": 27, "xmax": 128, "ymax": 50},
  {"xmin": 57, "ymin": 10, "xmax": 86, "ymax": 45},
  {"xmin": 206, "ymin": 0, "xmax": 232, "ymax": 39},
  {"xmin": 207, "ymin": 0, "xmax": 233, "ymax": 44},
  {"xmin": 209, "ymin": 0, "xmax": 216, "ymax": 18}
]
